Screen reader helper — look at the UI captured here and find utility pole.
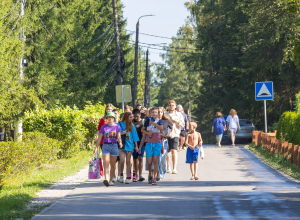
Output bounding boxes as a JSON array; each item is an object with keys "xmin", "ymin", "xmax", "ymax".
[
  {"xmin": 133, "ymin": 15, "xmax": 154, "ymax": 107},
  {"xmin": 144, "ymin": 49, "xmax": 149, "ymax": 108},
  {"xmin": 15, "ymin": 0, "xmax": 25, "ymax": 141},
  {"xmin": 112, "ymin": 0, "xmax": 123, "ymax": 109}
]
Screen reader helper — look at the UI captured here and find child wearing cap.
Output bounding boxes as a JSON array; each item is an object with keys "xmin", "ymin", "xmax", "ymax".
[
  {"xmin": 185, "ymin": 122, "xmax": 203, "ymax": 181},
  {"xmin": 94, "ymin": 111, "xmax": 123, "ymax": 187}
]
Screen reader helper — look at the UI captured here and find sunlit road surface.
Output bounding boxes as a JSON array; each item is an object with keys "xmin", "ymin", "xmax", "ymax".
[{"xmin": 34, "ymin": 144, "xmax": 300, "ymax": 220}]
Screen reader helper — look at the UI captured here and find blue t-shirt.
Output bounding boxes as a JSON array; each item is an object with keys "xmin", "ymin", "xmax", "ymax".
[
  {"xmin": 212, "ymin": 117, "xmax": 226, "ymax": 135},
  {"xmin": 118, "ymin": 122, "xmax": 140, "ymax": 152}
]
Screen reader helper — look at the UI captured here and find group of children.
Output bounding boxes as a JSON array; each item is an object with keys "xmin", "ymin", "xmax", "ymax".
[{"xmin": 94, "ymin": 100, "xmax": 203, "ymax": 187}]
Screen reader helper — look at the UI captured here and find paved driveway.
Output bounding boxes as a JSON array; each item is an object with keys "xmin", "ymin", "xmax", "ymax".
[{"xmin": 34, "ymin": 145, "xmax": 300, "ymax": 219}]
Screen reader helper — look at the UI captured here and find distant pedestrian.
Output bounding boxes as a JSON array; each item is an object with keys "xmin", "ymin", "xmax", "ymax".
[
  {"xmin": 97, "ymin": 103, "xmax": 114, "ymax": 149},
  {"xmin": 165, "ymin": 100, "xmax": 185, "ymax": 174},
  {"xmin": 94, "ymin": 112, "xmax": 122, "ymax": 187},
  {"xmin": 211, "ymin": 112, "xmax": 227, "ymax": 147},
  {"xmin": 185, "ymin": 122, "xmax": 202, "ymax": 180},
  {"xmin": 118, "ymin": 112, "xmax": 140, "ymax": 184},
  {"xmin": 176, "ymin": 105, "xmax": 189, "ymax": 151},
  {"xmin": 120, "ymin": 105, "xmax": 133, "ymax": 119},
  {"xmin": 226, "ymin": 109, "xmax": 240, "ymax": 147}
]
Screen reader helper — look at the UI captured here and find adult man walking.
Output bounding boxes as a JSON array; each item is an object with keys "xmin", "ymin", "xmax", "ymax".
[
  {"xmin": 176, "ymin": 105, "xmax": 189, "ymax": 151},
  {"xmin": 165, "ymin": 100, "xmax": 185, "ymax": 174}
]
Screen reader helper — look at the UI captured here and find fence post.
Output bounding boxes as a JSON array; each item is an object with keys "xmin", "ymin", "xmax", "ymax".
[
  {"xmin": 293, "ymin": 145, "xmax": 298, "ymax": 165},
  {"xmin": 287, "ymin": 143, "xmax": 293, "ymax": 161},
  {"xmin": 258, "ymin": 131, "xmax": 262, "ymax": 146},
  {"xmin": 284, "ymin": 142, "xmax": 289, "ymax": 159}
]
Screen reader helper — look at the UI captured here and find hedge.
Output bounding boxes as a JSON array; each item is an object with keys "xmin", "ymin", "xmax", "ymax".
[
  {"xmin": 276, "ymin": 111, "xmax": 300, "ymax": 146},
  {"xmin": 297, "ymin": 92, "xmax": 300, "ymax": 113},
  {"xmin": 23, "ymin": 102, "xmax": 107, "ymax": 157},
  {"xmin": 0, "ymin": 132, "xmax": 62, "ymax": 189}
]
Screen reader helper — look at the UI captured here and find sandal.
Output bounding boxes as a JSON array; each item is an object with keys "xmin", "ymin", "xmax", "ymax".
[
  {"xmin": 190, "ymin": 177, "xmax": 195, "ymax": 180},
  {"xmin": 194, "ymin": 176, "xmax": 199, "ymax": 180},
  {"xmin": 156, "ymin": 177, "xmax": 161, "ymax": 181},
  {"xmin": 103, "ymin": 180, "xmax": 109, "ymax": 187},
  {"xmin": 139, "ymin": 176, "xmax": 145, "ymax": 182},
  {"xmin": 148, "ymin": 176, "xmax": 153, "ymax": 184},
  {"xmin": 133, "ymin": 178, "xmax": 137, "ymax": 182},
  {"xmin": 152, "ymin": 180, "xmax": 157, "ymax": 185}
]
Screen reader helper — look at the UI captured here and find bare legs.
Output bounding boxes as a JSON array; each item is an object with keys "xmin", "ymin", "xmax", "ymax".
[
  {"xmin": 171, "ymin": 149, "xmax": 178, "ymax": 171},
  {"xmin": 230, "ymin": 131, "xmax": 236, "ymax": 145},
  {"xmin": 102, "ymin": 154, "xmax": 117, "ymax": 182},
  {"xmin": 133, "ymin": 158, "xmax": 139, "ymax": 179},
  {"xmin": 179, "ymin": 136, "xmax": 185, "ymax": 150},
  {"xmin": 147, "ymin": 156, "xmax": 159, "ymax": 179},
  {"xmin": 138, "ymin": 156, "xmax": 143, "ymax": 179},
  {"xmin": 189, "ymin": 161, "xmax": 198, "ymax": 178},
  {"xmin": 119, "ymin": 150, "xmax": 133, "ymax": 178}
]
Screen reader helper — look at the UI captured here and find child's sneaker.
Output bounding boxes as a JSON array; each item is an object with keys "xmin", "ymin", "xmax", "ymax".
[
  {"xmin": 119, "ymin": 176, "xmax": 124, "ymax": 183},
  {"xmin": 125, "ymin": 178, "xmax": 131, "ymax": 184},
  {"xmin": 112, "ymin": 178, "xmax": 116, "ymax": 182},
  {"xmin": 116, "ymin": 176, "xmax": 120, "ymax": 182}
]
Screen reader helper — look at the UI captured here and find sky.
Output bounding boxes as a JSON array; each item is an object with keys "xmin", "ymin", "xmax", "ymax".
[{"xmin": 122, "ymin": 0, "xmax": 191, "ymax": 65}]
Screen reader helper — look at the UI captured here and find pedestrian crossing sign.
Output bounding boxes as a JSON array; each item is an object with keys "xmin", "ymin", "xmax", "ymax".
[{"xmin": 255, "ymin": 82, "xmax": 273, "ymax": 101}]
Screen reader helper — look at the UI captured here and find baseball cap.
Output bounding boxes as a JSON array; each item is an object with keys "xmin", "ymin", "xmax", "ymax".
[{"xmin": 106, "ymin": 111, "xmax": 116, "ymax": 119}]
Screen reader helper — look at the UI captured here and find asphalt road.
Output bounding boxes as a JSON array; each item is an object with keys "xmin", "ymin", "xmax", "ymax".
[{"xmin": 34, "ymin": 145, "xmax": 300, "ymax": 220}]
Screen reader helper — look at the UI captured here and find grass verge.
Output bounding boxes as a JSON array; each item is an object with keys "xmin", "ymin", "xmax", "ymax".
[
  {"xmin": 248, "ymin": 143, "xmax": 300, "ymax": 180},
  {"xmin": 0, "ymin": 150, "xmax": 91, "ymax": 220}
]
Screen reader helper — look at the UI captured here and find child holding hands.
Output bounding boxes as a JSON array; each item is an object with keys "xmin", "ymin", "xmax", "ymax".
[{"xmin": 185, "ymin": 122, "xmax": 203, "ymax": 180}]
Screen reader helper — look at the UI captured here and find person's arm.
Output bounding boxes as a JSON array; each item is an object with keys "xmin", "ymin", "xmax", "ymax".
[
  {"xmin": 94, "ymin": 132, "xmax": 104, "ymax": 154},
  {"xmin": 186, "ymin": 121, "xmax": 189, "ymax": 130},
  {"xmin": 185, "ymin": 135, "xmax": 193, "ymax": 149},
  {"xmin": 237, "ymin": 116, "xmax": 240, "ymax": 130},
  {"xmin": 117, "ymin": 131, "xmax": 123, "ymax": 149},
  {"xmin": 167, "ymin": 123, "xmax": 175, "ymax": 137},
  {"xmin": 139, "ymin": 134, "xmax": 147, "ymax": 149},
  {"xmin": 198, "ymin": 132, "xmax": 203, "ymax": 147},
  {"xmin": 150, "ymin": 120, "xmax": 163, "ymax": 132},
  {"xmin": 212, "ymin": 126, "xmax": 214, "ymax": 133},
  {"xmin": 141, "ymin": 126, "xmax": 152, "ymax": 137}
]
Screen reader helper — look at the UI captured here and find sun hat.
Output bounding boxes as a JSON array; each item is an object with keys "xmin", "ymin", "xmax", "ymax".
[{"xmin": 106, "ymin": 111, "xmax": 116, "ymax": 119}]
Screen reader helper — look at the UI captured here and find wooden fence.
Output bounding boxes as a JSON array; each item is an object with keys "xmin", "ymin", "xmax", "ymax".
[{"xmin": 252, "ymin": 131, "xmax": 300, "ymax": 167}]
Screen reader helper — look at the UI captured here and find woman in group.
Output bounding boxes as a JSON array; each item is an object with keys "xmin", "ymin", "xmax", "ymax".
[
  {"xmin": 157, "ymin": 107, "xmax": 173, "ymax": 180},
  {"xmin": 211, "ymin": 112, "xmax": 226, "ymax": 147},
  {"xmin": 118, "ymin": 112, "xmax": 140, "ymax": 184},
  {"xmin": 97, "ymin": 103, "xmax": 114, "ymax": 149},
  {"xmin": 226, "ymin": 109, "xmax": 240, "ymax": 147},
  {"xmin": 94, "ymin": 112, "xmax": 122, "ymax": 187}
]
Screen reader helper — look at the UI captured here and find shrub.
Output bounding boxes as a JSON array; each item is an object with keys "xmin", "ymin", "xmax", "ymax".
[
  {"xmin": 23, "ymin": 106, "xmax": 87, "ymax": 158},
  {"xmin": 297, "ymin": 92, "xmax": 300, "ymax": 112},
  {"xmin": 81, "ymin": 102, "xmax": 106, "ymax": 145},
  {"xmin": 276, "ymin": 111, "xmax": 300, "ymax": 145},
  {"xmin": 0, "ymin": 132, "xmax": 62, "ymax": 189}
]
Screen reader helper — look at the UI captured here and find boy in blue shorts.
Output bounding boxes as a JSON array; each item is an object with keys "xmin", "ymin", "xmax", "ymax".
[
  {"xmin": 141, "ymin": 107, "xmax": 163, "ymax": 185},
  {"xmin": 185, "ymin": 122, "xmax": 203, "ymax": 180},
  {"xmin": 132, "ymin": 109, "xmax": 146, "ymax": 182}
]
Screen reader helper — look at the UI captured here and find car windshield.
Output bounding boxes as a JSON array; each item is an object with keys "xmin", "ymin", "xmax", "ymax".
[{"xmin": 239, "ymin": 120, "xmax": 253, "ymax": 126}]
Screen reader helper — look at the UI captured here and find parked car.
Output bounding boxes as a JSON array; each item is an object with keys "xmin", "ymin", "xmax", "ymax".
[{"xmin": 227, "ymin": 119, "xmax": 256, "ymax": 144}]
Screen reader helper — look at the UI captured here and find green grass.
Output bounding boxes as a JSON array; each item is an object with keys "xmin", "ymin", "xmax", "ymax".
[
  {"xmin": 0, "ymin": 150, "xmax": 91, "ymax": 220},
  {"xmin": 248, "ymin": 143, "xmax": 300, "ymax": 180}
]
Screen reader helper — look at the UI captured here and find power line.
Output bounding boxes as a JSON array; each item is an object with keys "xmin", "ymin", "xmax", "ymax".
[
  {"xmin": 0, "ymin": 3, "xmax": 21, "ymax": 31},
  {"xmin": 105, "ymin": 72, "xmax": 117, "ymax": 92},
  {"xmin": 0, "ymin": 13, "xmax": 21, "ymax": 44},
  {"xmin": 81, "ymin": 19, "xmax": 114, "ymax": 44},
  {"xmin": 0, "ymin": 0, "xmax": 20, "ymax": 21},
  {"xmin": 125, "ymin": 29, "xmax": 197, "ymax": 42}
]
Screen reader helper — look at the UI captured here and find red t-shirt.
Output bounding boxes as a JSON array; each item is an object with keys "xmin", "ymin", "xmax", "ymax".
[{"xmin": 97, "ymin": 118, "xmax": 107, "ymax": 145}]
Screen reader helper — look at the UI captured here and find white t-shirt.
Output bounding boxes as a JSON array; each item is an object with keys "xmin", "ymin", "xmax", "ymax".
[
  {"xmin": 165, "ymin": 111, "xmax": 185, "ymax": 138},
  {"xmin": 226, "ymin": 115, "xmax": 239, "ymax": 129}
]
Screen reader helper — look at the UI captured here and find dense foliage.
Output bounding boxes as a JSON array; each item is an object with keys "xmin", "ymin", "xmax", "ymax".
[
  {"xmin": 154, "ymin": 0, "xmax": 300, "ymax": 135},
  {"xmin": 276, "ymin": 111, "xmax": 300, "ymax": 146},
  {"xmin": 0, "ymin": 0, "xmax": 146, "ymax": 128},
  {"xmin": 0, "ymin": 132, "xmax": 62, "ymax": 189}
]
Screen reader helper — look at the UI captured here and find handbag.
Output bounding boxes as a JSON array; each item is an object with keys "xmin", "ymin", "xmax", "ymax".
[
  {"xmin": 88, "ymin": 149, "xmax": 103, "ymax": 179},
  {"xmin": 118, "ymin": 122, "xmax": 126, "ymax": 149}
]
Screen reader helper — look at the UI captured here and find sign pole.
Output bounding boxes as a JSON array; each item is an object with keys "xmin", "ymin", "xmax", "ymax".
[
  {"xmin": 122, "ymin": 85, "xmax": 125, "ymax": 113},
  {"xmin": 264, "ymin": 100, "xmax": 267, "ymax": 133}
]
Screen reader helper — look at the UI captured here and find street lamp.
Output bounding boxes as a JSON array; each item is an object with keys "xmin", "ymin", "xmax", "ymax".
[{"xmin": 133, "ymin": 14, "xmax": 155, "ymax": 107}]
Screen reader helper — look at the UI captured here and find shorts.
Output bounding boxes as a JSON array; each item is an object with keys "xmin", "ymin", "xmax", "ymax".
[
  {"xmin": 180, "ymin": 130, "xmax": 186, "ymax": 137},
  {"xmin": 145, "ymin": 142, "xmax": 162, "ymax": 157},
  {"xmin": 168, "ymin": 137, "xmax": 179, "ymax": 152},
  {"xmin": 216, "ymin": 134, "xmax": 223, "ymax": 141},
  {"xmin": 186, "ymin": 147, "xmax": 199, "ymax": 164},
  {"xmin": 102, "ymin": 143, "xmax": 119, "ymax": 156},
  {"xmin": 230, "ymin": 128, "xmax": 237, "ymax": 133},
  {"xmin": 132, "ymin": 147, "xmax": 145, "ymax": 159}
]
